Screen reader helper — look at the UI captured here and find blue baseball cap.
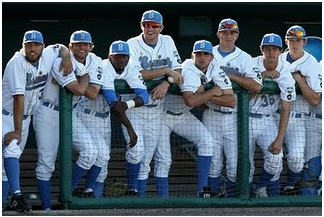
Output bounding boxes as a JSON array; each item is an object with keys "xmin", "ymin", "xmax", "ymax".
[
  {"xmin": 109, "ymin": 40, "xmax": 130, "ymax": 55},
  {"xmin": 260, "ymin": 33, "xmax": 283, "ymax": 49},
  {"xmin": 23, "ymin": 30, "xmax": 44, "ymax": 44},
  {"xmin": 193, "ymin": 40, "xmax": 213, "ymax": 54},
  {"xmin": 285, "ymin": 25, "xmax": 306, "ymax": 39},
  {"xmin": 70, "ymin": 30, "xmax": 93, "ymax": 44},
  {"xmin": 218, "ymin": 18, "xmax": 240, "ymax": 33},
  {"xmin": 141, "ymin": 10, "xmax": 163, "ymax": 25}
]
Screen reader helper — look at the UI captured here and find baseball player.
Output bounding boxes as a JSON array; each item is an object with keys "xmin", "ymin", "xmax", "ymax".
[
  {"xmin": 126, "ymin": 10, "xmax": 183, "ymax": 197},
  {"xmin": 70, "ymin": 31, "xmax": 137, "ymax": 197},
  {"xmin": 249, "ymin": 33, "xmax": 296, "ymax": 197},
  {"xmin": 278, "ymin": 25, "xmax": 321, "ymax": 195},
  {"xmin": 181, "ymin": 40, "xmax": 236, "ymax": 197},
  {"xmin": 208, "ymin": 18, "xmax": 262, "ymax": 197},
  {"xmin": 92, "ymin": 40, "xmax": 149, "ymax": 198},
  {"xmin": 33, "ymin": 43, "xmax": 90, "ymax": 209},
  {"xmin": 300, "ymin": 36, "xmax": 322, "ymax": 196},
  {"xmin": 2, "ymin": 30, "xmax": 72, "ymax": 212}
]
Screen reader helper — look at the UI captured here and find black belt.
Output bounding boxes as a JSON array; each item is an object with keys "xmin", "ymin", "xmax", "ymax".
[
  {"xmin": 82, "ymin": 108, "xmax": 109, "ymax": 119},
  {"xmin": 209, "ymin": 108, "xmax": 236, "ymax": 114},
  {"xmin": 305, "ymin": 112, "xmax": 322, "ymax": 119},
  {"xmin": 276, "ymin": 110, "xmax": 302, "ymax": 118},
  {"xmin": 165, "ymin": 109, "xmax": 183, "ymax": 116},
  {"xmin": 144, "ymin": 104, "xmax": 158, "ymax": 108},
  {"xmin": 2, "ymin": 109, "xmax": 28, "ymax": 120},
  {"xmin": 249, "ymin": 113, "xmax": 271, "ymax": 118},
  {"xmin": 42, "ymin": 101, "xmax": 59, "ymax": 111}
]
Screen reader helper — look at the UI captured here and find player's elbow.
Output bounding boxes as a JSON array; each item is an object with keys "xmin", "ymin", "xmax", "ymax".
[
  {"xmin": 309, "ymin": 99, "xmax": 320, "ymax": 107},
  {"xmin": 250, "ymin": 84, "xmax": 262, "ymax": 93},
  {"xmin": 184, "ymin": 99, "xmax": 196, "ymax": 108}
]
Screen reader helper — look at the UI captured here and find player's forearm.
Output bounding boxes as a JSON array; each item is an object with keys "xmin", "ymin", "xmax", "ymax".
[
  {"xmin": 140, "ymin": 68, "xmax": 169, "ymax": 80},
  {"xmin": 209, "ymin": 94, "xmax": 236, "ymax": 108},
  {"xmin": 183, "ymin": 90, "xmax": 215, "ymax": 107},
  {"xmin": 276, "ymin": 101, "xmax": 291, "ymax": 142},
  {"xmin": 84, "ymin": 84, "xmax": 100, "ymax": 100},
  {"xmin": 58, "ymin": 45, "xmax": 71, "ymax": 59},
  {"xmin": 111, "ymin": 107, "xmax": 133, "ymax": 129},
  {"xmin": 295, "ymin": 77, "xmax": 320, "ymax": 106},
  {"xmin": 229, "ymin": 75, "xmax": 262, "ymax": 93},
  {"xmin": 13, "ymin": 95, "xmax": 24, "ymax": 134}
]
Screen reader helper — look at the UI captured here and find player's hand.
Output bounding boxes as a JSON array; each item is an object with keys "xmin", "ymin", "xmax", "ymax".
[
  {"xmin": 52, "ymin": 77, "xmax": 58, "ymax": 84},
  {"xmin": 166, "ymin": 69, "xmax": 182, "ymax": 84},
  {"xmin": 4, "ymin": 131, "xmax": 21, "ymax": 146},
  {"xmin": 127, "ymin": 127, "xmax": 138, "ymax": 148},
  {"xmin": 60, "ymin": 56, "xmax": 73, "ymax": 76},
  {"xmin": 262, "ymin": 70, "xmax": 280, "ymax": 79},
  {"xmin": 211, "ymin": 86, "xmax": 223, "ymax": 97},
  {"xmin": 268, "ymin": 140, "xmax": 282, "ymax": 155},
  {"xmin": 151, "ymin": 81, "xmax": 169, "ymax": 101},
  {"xmin": 75, "ymin": 69, "xmax": 88, "ymax": 77},
  {"xmin": 113, "ymin": 101, "xmax": 128, "ymax": 114},
  {"xmin": 196, "ymin": 103, "xmax": 209, "ymax": 111}
]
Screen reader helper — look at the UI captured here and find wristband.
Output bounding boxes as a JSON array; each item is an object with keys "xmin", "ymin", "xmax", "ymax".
[{"xmin": 125, "ymin": 100, "xmax": 136, "ymax": 109}]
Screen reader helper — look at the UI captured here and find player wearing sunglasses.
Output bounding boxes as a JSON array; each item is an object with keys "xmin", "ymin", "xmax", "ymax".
[
  {"xmin": 207, "ymin": 18, "xmax": 263, "ymax": 197},
  {"xmin": 277, "ymin": 25, "xmax": 322, "ymax": 196}
]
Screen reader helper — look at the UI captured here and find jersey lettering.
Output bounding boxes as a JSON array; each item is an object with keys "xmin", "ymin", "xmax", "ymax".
[
  {"xmin": 25, "ymin": 72, "xmax": 48, "ymax": 91},
  {"xmin": 220, "ymin": 65, "xmax": 240, "ymax": 75},
  {"xmin": 139, "ymin": 55, "xmax": 172, "ymax": 70}
]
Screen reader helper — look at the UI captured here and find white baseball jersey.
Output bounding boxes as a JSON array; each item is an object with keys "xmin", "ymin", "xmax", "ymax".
[
  {"xmin": 127, "ymin": 33, "xmax": 182, "ymax": 107},
  {"xmin": 280, "ymin": 51, "xmax": 322, "ymax": 113},
  {"xmin": 33, "ymin": 56, "xmax": 83, "ymax": 181},
  {"xmin": 72, "ymin": 52, "xmax": 111, "ymax": 171},
  {"xmin": 74, "ymin": 53, "xmax": 106, "ymax": 112},
  {"xmin": 40, "ymin": 57, "xmax": 81, "ymax": 107},
  {"xmin": 180, "ymin": 59, "xmax": 233, "ymax": 99},
  {"xmin": 212, "ymin": 45, "xmax": 263, "ymax": 112},
  {"xmin": 102, "ymin": 59, "xmax": 147, "ymax": 100},
  {"xmin": 2, "ymin": 44, "xmax": 62, "ymax": 116},
  {"xmin": 250, "ymin": 56, "xmax": 296, "ymax": 114}
]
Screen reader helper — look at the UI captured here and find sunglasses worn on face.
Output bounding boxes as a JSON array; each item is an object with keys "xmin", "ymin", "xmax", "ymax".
[
  {"xmin": 142, "ymin": 22, "xmax": 161, "ymax": 29},
  {"xmin": 220, "ymin": 24, "xmax": 239, "ymax": 31},
  {"xmin": 287, "ymin": 30, "xmax": 305, "ymax": 37}
]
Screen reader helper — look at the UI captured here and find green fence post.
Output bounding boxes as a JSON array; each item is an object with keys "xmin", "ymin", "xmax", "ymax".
[
  {"xmin": 236, "ymin": 89, "xmax": 250, "ymax": 200},
  {"xmin": 59, "ymin": 87, "xmax": 73, "ymax": 209}
]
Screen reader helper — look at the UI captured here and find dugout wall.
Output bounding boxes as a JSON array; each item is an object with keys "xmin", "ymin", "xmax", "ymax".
[{"xmin": 58, "ymin": 81, "xmax": 321, "ymax": 209}]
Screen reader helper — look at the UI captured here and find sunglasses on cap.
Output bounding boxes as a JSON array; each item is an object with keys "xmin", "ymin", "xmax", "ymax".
[
  {"xmin": 220, "ymin": 23, "xmax": 239, "ymax": 32},
  {"xmin": 287, "ymin": 30, "xmax": 305, "ymax": 38},
  {"xmin": 142, "ymin": 22, "xmax": 161, "ymax": 29}
]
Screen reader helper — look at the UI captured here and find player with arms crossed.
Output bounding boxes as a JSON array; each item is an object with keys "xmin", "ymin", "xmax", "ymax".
[
  {"xmin": 70, "ymin": 31, "xmax": 137, "ymax": 197},
  {"xmin": 126, "ymin": 10, "xmax": 182, "ymax": 197},
  {"xmin": 208, "ymin": 18, "xmax": 262, "ymax": 197},
  {"xmin": 2, "ymin": 30, "xmax": 72, "ymax": 212},
  {"xmin": 92, "ymin": 40, "xmax": 149, "ymax": 198},
  {"xmin": 181, "ymin": 40, "xmax": 236, "ymax": 197},
  {"xmin": 278, "ymin": 26, "xmax": 321, "ymax": 195},
  {"xmin": 249, "ymin": 33, "xmax": 296, "ymax": 197},
  {"xmin": 33, "ymin": 37, "xmax": 91, "ymax": 209}
]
